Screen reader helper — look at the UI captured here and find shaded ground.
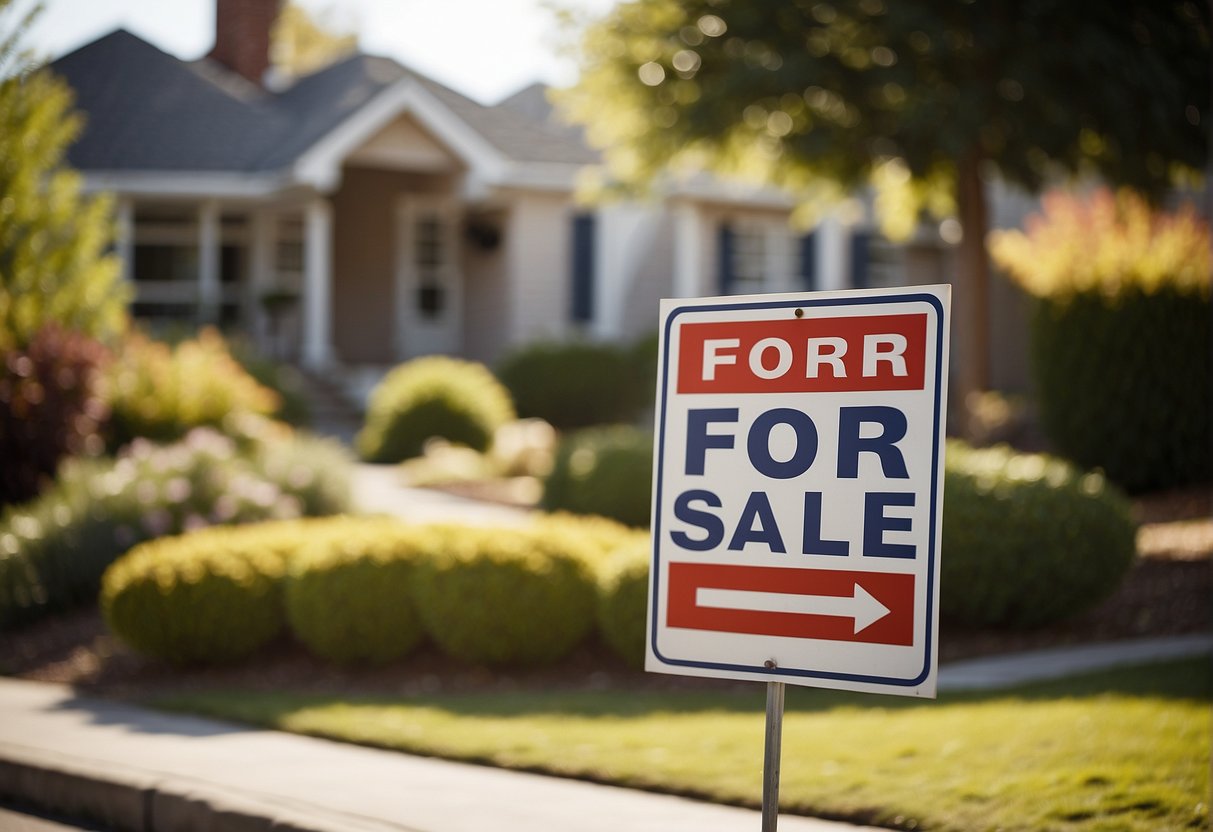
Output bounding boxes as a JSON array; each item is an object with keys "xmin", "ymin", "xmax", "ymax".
[{"xmin": 1, "ymin": 486, "xmax": 1208, "ymax": 698}]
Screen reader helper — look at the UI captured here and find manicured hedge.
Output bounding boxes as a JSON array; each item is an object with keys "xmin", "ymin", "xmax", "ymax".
[
  {"xmin": 101, "ymin": 513, "xmax": 645, "ymax": 668},
  {"xmin": 357, "ymin": 356, "xmax": 515, "ymax": 463},
  {"xmin": 411, "ymin": 525, "xmax": 599, "ymax": 666},
  {"xmin": 285, "ymin": 519, "xmax": 428, "ymax": 664},
  {"xmin": 495, "ymin": 340, "xmax": 641, "ymax": 430},
  {"xmin": 102, "ymin": 522, "xmax": 320, "ymax": 664},
  {"xmin": 595, "ymin": 538, "xmax": 651, "ymax": 668},
  {"xmin": 541, "ymin": 425, "xmax": 653, "ymax": 527},
  {"xmin": 941, "ymin": 441, "xmax": 1137, "ymax": 628}
]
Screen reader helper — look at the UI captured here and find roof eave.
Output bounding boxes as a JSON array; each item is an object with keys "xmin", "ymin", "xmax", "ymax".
[{"xmin": 80, "ymin": 170, "xmax": 295, "ymax": 200}]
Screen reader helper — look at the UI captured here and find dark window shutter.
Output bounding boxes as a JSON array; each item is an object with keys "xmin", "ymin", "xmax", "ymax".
[
  {"xmin": 718, "ymin": 223, "xmax": 735, "ymax": 295},
  {"xmin": 798, "ymin": 231, "xmax": 817, "ymax": 291},
  {"xmin": 850, "ymin": 230, "xmax": 871, "ymax": 289},
  {"xmin": 570, "ymin": 213, "xmax": 595, "ymax": 322}
]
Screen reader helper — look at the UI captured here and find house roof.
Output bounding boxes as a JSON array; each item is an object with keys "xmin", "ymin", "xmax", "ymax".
[{"xmin": 50, "ymin": 29, "xmax": 598, "ymax": 181}]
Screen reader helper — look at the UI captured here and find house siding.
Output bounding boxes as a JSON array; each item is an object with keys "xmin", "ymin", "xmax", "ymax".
[{"xmin": 502, "ymin": 191, "xmax": 573, "ymax": 349}]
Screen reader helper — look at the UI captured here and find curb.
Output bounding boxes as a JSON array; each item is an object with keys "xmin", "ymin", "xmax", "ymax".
[{"xmin": 0, "ymin": 742, "xmax": 412, "ymax": 832}]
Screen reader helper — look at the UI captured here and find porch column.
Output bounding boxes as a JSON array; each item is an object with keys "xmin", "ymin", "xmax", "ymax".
[
  {"xmin": 816, "ymin": 214, "xmax": 848, "ymax": 291},
  {"xmin": 301, "ymin": 197, "xmax": 333, "ymax": 368},
  {"xmin": 197, "ymin": 200, "xmax": 221, "ymax": 323},
  {"xmin": 115, "ymin": 198, "xmax": 134, "ymax": 282},
  {"xmin": 248, "ymin": 208, "xmax": 276, "ymax": 350},
  {"xmin": 672, "ymin": 200, "xmax": 702, "ymax": 298}
]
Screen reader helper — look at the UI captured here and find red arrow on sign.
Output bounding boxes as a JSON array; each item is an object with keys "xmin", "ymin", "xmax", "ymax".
[{"xmin": 666, "ymin": 563, "xmax": 915, "ymax": 646}]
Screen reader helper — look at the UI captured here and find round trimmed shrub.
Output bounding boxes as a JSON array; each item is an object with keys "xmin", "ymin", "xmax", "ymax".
[
  {"xmin": 531, "ymin": 512, "xmax": 646, "ymax": 570},
  {"xmin": 411, "ymin": 526, "xmax": 598, "ymax": 666},
  {"xmin": 285, "ymin": 519, "xmax": 427, "ymax": 664},
  {"xmin": 495, "ymin": 340, "xmax": 639, "ymax": 430},
  {"xmin": 101, "ymin": 524, "xmax": 300, "ymax": 664},
  {"xmin": 541, "ymin": 426, "xmax": 653, "ymax": 527},
  {"xmin": 941, "ymin": 441, "xmax": 1137, "ymax": 629},
  {"xmin": 357, "ymin": 356, "xmax": 515, "ymax": 463},
  {"xmin": 596, "ymin": 538, "xmax": 651, "ymax": 668}
]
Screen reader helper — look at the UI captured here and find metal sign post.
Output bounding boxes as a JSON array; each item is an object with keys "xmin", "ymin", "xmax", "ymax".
[{"xmin": 761, "ymin": 680, "xmax": 786, "ymax": 832}]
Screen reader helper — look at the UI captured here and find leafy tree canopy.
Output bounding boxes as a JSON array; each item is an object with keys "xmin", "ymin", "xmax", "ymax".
[
  {"xmin": 558, "ymin": 0, "xmax": 1208, "ymax": 235},
  {"xmin": 0, "ymin": 0, "xmax": 127, "ymax": 351},
  {"xmin": 271, "ymin": 1, "xmax": 358, "ymax": 79}
]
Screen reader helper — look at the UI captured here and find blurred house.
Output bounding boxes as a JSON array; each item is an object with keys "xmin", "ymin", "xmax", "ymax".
[{"xmin": 51, "ymin": 0, "xmax": 1032, "ymax": 394}]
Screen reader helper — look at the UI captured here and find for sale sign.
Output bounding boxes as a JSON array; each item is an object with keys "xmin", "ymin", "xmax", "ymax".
[{"xmin": 647, "ymin": 286, "xmax": 950, "ymax": 697}]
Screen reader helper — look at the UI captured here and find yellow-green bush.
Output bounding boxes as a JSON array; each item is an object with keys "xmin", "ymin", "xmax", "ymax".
[
  {"xmin": 357, "ymin": 356, "xmax": 515, "ymax": 463},
  {"xmin": 103, "ymin": 328, "xmax": 279, "ymax": 451},
  {"xmin": 285, "ymin": 519, "xmax": 428, "ymax": 664},
  {"xmin": 495, "ymin": 340, "xmax": 640, "ymax": 429},
  {"xmin": 990, "ymin": 189, "xmax": 1210, "ymax": 492},
  {"xmin": 100, "ymin": 513, "xmax": 652, "ymax": 668},
  {"xmin": 411, "ymin": 525, "xmax": 598, "ymax": 666},
  {"xmin": 941, "ymin": 441, "xmax": 1136, "ymax": 628},
  {"xmin": 101, "ymin": 521, "xmax": 333, "ymax": 664},
  {"xmin": 541, "ymin": 425, "xmax": 654, "ymax": 527},
  {"xmin": 595, "ymin": 538, "xmax": 651, "ymax": 668},
  {"xmin": 530, "ymin": 512, "xmax": 646, "ymax": 570}
]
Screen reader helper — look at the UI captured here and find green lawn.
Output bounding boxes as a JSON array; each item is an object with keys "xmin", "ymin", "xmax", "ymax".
[{"xmin": 155, "ymin": 658, "xmax": 1210, "ymax": 831}]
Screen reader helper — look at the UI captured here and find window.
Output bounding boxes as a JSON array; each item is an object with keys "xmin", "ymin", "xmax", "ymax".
[
  {"xmin": 850, "ymin": 231, "xmax": 902, "ymax": 290},
  {"xmin": 132, "ymin": 244, "xmax": 197, "ymax": 283},
  {"xmin": 414, "ymin": 213, "xmax": 447, "ymax": 318},
  {"xmin": 570, "ymin": 213, "xmax": 595, "ymax": 323},
  {"xmin": 718, "ymin": 219, "xmax": 812, "ymax": 295}
]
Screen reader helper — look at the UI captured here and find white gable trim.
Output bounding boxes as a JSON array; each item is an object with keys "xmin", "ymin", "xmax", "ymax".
[{"xmin": 292, "ymin": 78, "xmax": 510, "ymax": 192}]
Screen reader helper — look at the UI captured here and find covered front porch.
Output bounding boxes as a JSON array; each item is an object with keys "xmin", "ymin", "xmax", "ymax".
[
  {"xmin": 115, "ymin": 193, "xmax": 336, "ymax": 368},
  {"xmin": 107, "ymin": 101, "xmax": 506, "ymax": 371}
]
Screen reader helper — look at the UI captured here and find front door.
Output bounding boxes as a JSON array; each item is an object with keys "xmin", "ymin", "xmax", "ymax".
[{"xmin": 395, "ymin": 196, "xmax": 462, "ymax": 359}]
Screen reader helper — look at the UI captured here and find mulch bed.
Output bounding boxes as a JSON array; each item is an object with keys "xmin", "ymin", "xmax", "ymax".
[{"xmin": 1, "ymin": 486, "xmax": 1208, "ymax": 699}]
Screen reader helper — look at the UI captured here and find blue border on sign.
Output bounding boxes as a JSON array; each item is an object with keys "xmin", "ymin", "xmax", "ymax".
[{"xmin": 649, "ymin": 292, "xmax": 945, "ymax": 688}]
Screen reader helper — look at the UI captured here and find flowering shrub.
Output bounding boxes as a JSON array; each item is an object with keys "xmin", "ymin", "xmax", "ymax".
[
  {"xmin": 102, "ymin": 328, "xmax": 279, "ymax": 451},
  {"xmin": 0, "ymin": 428, "xmax": 351, "ymax": 627},
  {"xmin": 989, "ymin": 188, "xmax": 1210, "ymax": 299},
  {"xmin": 990, "ymin": 189, "xmax": 1210, "ymax": 491}
]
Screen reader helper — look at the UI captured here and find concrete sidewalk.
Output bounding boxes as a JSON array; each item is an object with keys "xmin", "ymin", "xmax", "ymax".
[
  {"xmin": 1, "ymin": 634, "xmax": 1209, "ymax": 832},
  {"xmin": 0, "ymin": 678, "xmax": 875, "ymax": 832}
]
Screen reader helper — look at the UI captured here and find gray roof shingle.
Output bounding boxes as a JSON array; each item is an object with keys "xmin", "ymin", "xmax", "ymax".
[{"xmin": 50, "ymin": 29, "xmax": 597, "ymax": 175}]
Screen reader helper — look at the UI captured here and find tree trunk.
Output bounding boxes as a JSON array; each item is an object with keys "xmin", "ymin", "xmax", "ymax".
[{"xmin": 954, "ymin": 151, "xmax": 991, "ymax": 434}]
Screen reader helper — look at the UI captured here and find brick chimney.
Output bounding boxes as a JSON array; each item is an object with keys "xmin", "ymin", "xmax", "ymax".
[{"xmin": 209, "ymin": 0, "xmax": 283, "ymax": 86}]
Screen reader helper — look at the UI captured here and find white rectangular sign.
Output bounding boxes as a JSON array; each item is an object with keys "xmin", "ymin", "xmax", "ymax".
[{"xmin": 646, "ymin": 286, "xmax": 950, "ymax": 697}]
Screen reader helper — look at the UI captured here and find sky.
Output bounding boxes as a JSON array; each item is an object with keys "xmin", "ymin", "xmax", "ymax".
[{"xmin": 19, "ymin": 0, "xmax": 616, "ymax": 105}]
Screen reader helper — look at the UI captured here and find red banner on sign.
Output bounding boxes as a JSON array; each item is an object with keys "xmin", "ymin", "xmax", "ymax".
[
  {"xmin": 677, "ymin": 314, "xmax": 927, "ymax": 394},
  {"xmin": 666, "ymin": 562, "xmax": 915, "ymax": 646}
]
